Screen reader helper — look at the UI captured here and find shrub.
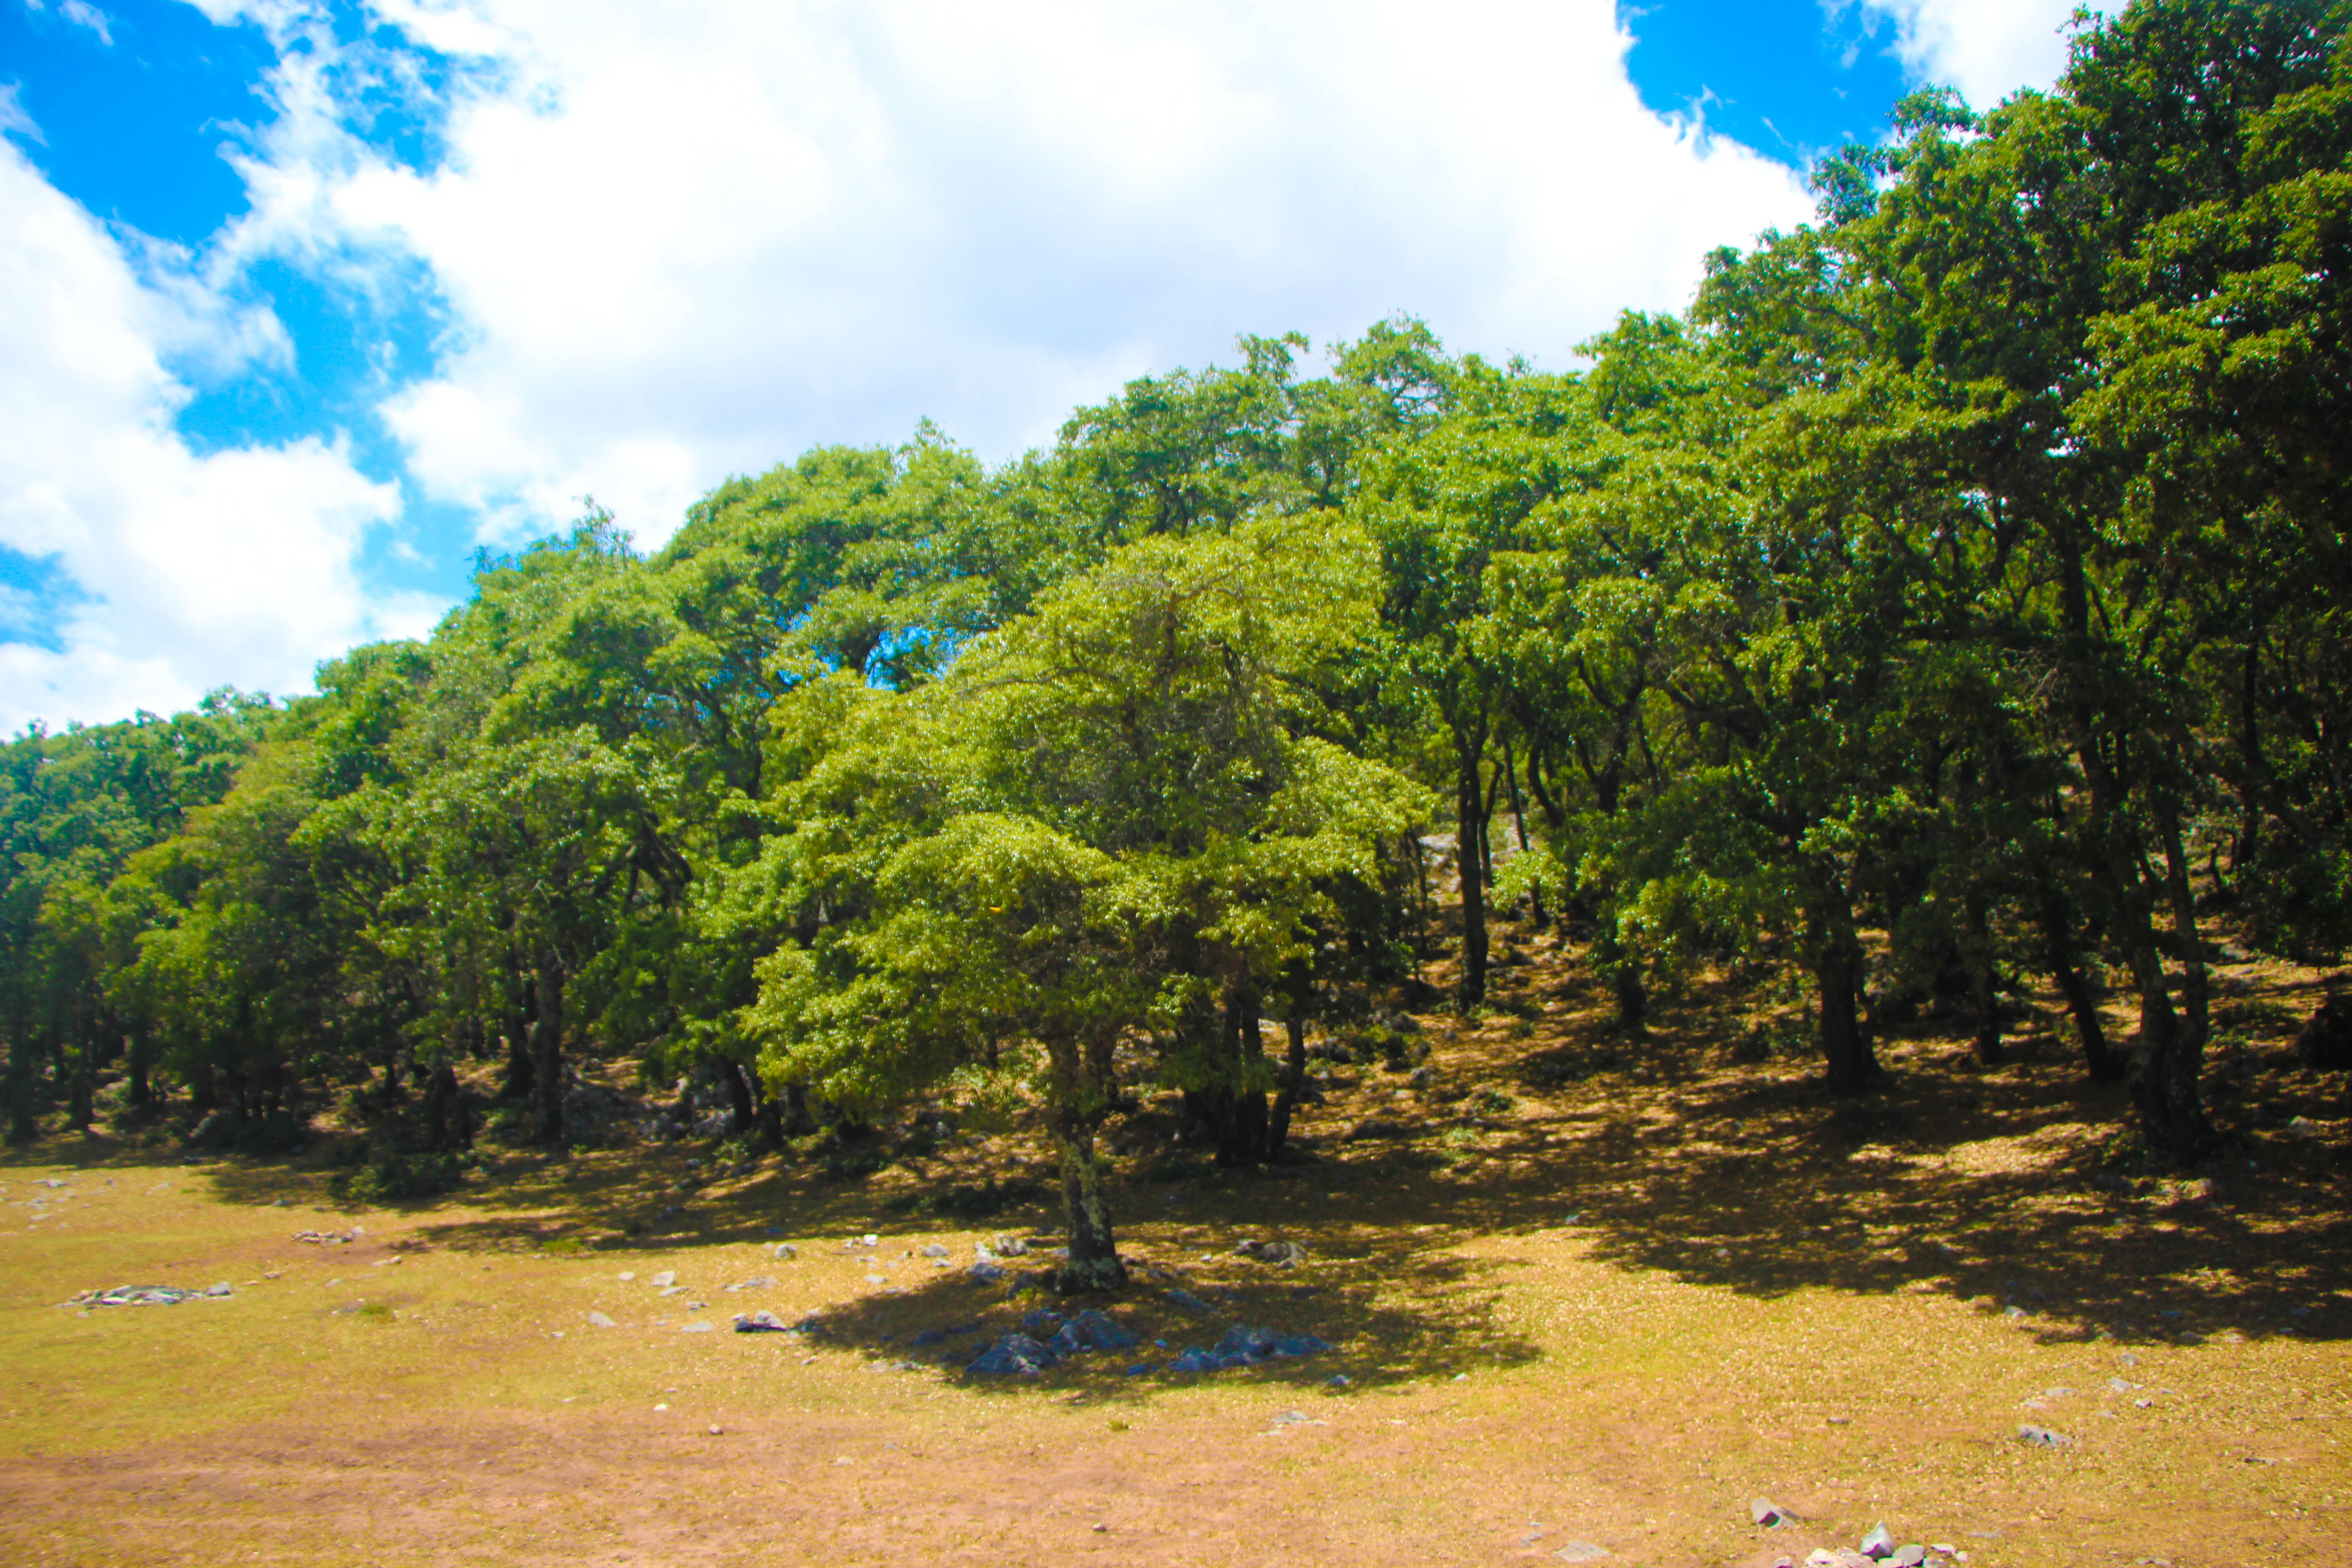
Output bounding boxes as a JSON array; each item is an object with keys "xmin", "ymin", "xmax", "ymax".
[{"xmin": 331, "ymin": 1150, "xmax": 469, "ymax": 1204}]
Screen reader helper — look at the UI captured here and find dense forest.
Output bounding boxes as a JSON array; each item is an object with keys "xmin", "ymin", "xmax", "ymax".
[{"xmin": 3, "ymin": 0, "xmax": 2345, "ymax": 1289}]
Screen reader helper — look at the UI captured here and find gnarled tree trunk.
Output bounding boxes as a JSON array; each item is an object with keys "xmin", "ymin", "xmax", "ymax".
[
  {"xmin": 1811, "ymin": 877, "xmax": 1882, "ymax": 1095},
  {"xmin": 1045, "ymin": 1029, "xmax": 1126, "ymax": 1293}
]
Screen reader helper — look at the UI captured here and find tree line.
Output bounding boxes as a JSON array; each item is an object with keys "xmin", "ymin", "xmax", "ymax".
[{"xmin": 3, "ymin": 0, "xmax": 2344, "ymax": 1286}]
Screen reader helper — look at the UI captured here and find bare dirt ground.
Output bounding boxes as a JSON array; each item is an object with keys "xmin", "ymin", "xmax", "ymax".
[{"xmin": 3, "ymin": 924, "xmax": 2347, "ymax": 1567}]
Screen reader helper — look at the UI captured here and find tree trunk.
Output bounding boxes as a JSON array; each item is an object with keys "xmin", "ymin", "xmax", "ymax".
[
  {"xmin": 127, "ymin": 1027, "xmax": 153, "ymax": 1107},
  {"xmin": 1811, "ymin": 881, "xmax": 1882, "ymax": 1094},
  {"xmin": 2157, "ymin": 804, "xmax": 2210, "ymax": 1049},
  {"xmin": 2123, "ymin": 922, "xmax": 2210, "ymax": 1159},
  {"xmin": 423, "ymin": 1058, "xmax": 472, "ymax": 1151},
  {"xmin": 1593, "ymin": 921, "xmax": 1646, "ymax": 1034},
  {"xmin": 1230, "ymin": 987, "xmax": 1268, "ymax": 1163},
  {"xmin": 529, "ymin": 955, "xmax": 567, "ymax": 1146},
  {"xmin": 720, "ymin": 1057, "xmax": 758, "ymax": 1139},
  {"xmin": 1045, "ymin": 1032, "xmax": 1126, "ymax": 1293},
  {"xmin": 67, "ymin": 1018, "xmax": 95, "ymax": 1132},
  {"xmin": 1457, "ymin": 758, "xmax": 1489, "ymax": 1007},
  {"xmin": 1504, "ymin": 739, "xmax": 1546, "ymax": 928},
  {"xmin": 1268, "ymin": 1016, "xmax": 1309, "ymax": 1154},
  {"xmin": 500, "ymin": 974, "xmax": 536, "ymax": 1100},
  {"xmin": 2035, "ymin": 881, "xmax": 2122, "ymax": 1082},
  {"xmin": 1962, "ymin": 887, "xmax": 2004, "ymax": 1067},
  {"xmin": 2233, "ymin": 630, "xmax": 2266, "ymax": 875}
]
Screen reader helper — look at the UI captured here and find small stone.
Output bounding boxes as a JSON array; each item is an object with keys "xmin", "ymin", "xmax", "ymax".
[
  {"xmin": 707, "ymin": 1424, "xmax": 722, "ymax": 1436},
  {"xmin": 772, "ymin": 1243, "xmax": 796, "ymax": 1260},
  {"xmin": 617, "ymin": 1270, "xmax": 636, "ymax": 1281},
  {"xmin": 1553, "ymin": 1544, "xmax": 1609, "ymax": 1563},
  {"xmin": 1806, "ymin": 1552, "xmax": 1840, "ymax": 1568},
  {"xmin": 1164, "ymin": 1287, "xmax": 1214, "ymax": 1314},
  {"xmin": 1751, "ymin": 1497, "xmax": 1796, "ymax": 1528},
  {"xmin": 921, "ymin": 1242, "xmax": 949, "ymax": 1258},
  {"xmin": 968, "ymin": 1261, "xmax": 1006, "ymax": 1284},
  {"xmin": 735, "ymin": 1310, "xmax": 789, "ymax": 1332},
  {"xmin": 206, "ymin": 1282, "xmax": 231, "ymax": 1297},
  {"xmin": 860, "ymin": 1233, "xmax": 879, "ymax": 1247},
  {"xmin": 1091, "ymin": 1523, "xmax": 1108, "ymax": 1533},
  {"xmin": 1891, "ymin": 1546, "xmax": 1927, "ymax": 1567},
  {"xmin": 587, "ymin": 1311, "xmax": 616, "ymax": 1328},
  {"xmin": 681, "ymin": 1321, "xmax": 714, "ymax": 1333},
  {"xmin": 650, "ymin": 1270, "xmax": 676, "ymax": 1288},
  {"xmin": 1860, "ymin": 1525, "xmax": 1894, "ymax": 1558},
  {"xmin": 2017, "ymin": 1423, "xmax": 2075, "ymax": 1448}
]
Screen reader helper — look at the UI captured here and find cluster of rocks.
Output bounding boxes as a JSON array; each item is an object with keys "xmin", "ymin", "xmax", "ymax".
[
  {"xmin": 1752, "ymin": 1503, "xmax": 1971, "ymax": 1568},
  {"xmin": 969, "ymin": 1232, "xmax": 1059, "ymax": 1286},
  {"xmin": 558, "ymin": 1070, "xmax": 647, "ymax": 1146},
  {"xmin": 64, "ymin": 1282, "xmax": 232, "ymax": 1308},
  {"xmin": 1232, "ymin": 1238, "xmax": 1307, "ymax": 1265},
  {"xmin": 291, "ymin": 1228, "xmax": 360, "ymax": 1245},
  {"xmin": 1166, "ymin": 1323, "xmax": 1331, "ymax": 1372},
  {"xmin": 965, "ymin": 1308, "xmax": 1142, "ymax": 1375}
]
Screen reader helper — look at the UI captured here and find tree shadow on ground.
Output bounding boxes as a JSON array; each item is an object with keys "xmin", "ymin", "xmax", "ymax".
[
  {"xmin": 12, "ymin": 938, "xmax": 2344, "ymax": 1398},
  {"xmin": 761, "ymin": 1230, "xmax": 1543, "ymax": 1403},
  {"xmin": 1378, "ymin": 951, "xmax": 2352, "ymax": 1353}
]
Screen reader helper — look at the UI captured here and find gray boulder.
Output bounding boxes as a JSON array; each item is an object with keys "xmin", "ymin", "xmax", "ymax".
[
  {"xmin": 1050, "ymin": 1308, "xmax": 1140, "ymax": 1354},
  {"xmin": 966, "ymin": 1333, "xmax": 1057, "ymax": 1377}
]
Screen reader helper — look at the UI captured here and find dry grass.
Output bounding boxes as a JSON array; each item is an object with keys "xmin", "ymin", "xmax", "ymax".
[{"xmin": 2, "ymin": 927, "xmax": 2347, "ymax": 1567}]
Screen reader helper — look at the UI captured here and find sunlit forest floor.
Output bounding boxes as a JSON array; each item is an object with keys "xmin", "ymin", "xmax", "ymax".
[{"xmin": 3, "ymin": 916, "xmax": 2347, "ymax": 1568}]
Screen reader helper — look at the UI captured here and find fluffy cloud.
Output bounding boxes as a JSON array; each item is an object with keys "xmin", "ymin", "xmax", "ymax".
[
  {"xmin": 3, "ymin": 0, "xmax": 2107, "ymax": 731},
  {"xmin": 0, "ymin": 136, "xmax": 432, "ymax": 731},
  {"xmin": 305, "ymin": 0, "xmax": 1821, "ymax": 547},
  {"xmin": 1862, "ymin": 0, "xmax": 2100, "ymax": 111}
]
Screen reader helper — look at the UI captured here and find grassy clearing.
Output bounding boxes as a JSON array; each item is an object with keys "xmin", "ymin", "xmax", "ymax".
[{"xmin": 2, "ymin": 928, "xmax": 2347, "ymax": 1567}]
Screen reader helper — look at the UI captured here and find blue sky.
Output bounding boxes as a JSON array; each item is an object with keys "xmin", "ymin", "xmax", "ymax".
[{"xmin": 0, "ymin": 0, "xmax": 2086, "ymax": 728}]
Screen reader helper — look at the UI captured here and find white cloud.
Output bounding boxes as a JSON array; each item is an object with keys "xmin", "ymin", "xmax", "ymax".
[
  {"xmin": 22, "ymin": 0, "xmax": 118, "ymax": 46},
  {"xmin": 0, "ymin": 135, "xmax": 430, "ymax": 731},
  {"xmin": 13, "ymin": 0, "xmax": 1871, "ymax": 728},
  {"xmin": 1862, "ymin": 0, "xmax": 2104, "ymax": 110},
  {"xmin": 250, "ymin": 0, "xmax": 1818, "ymax": 549}
]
